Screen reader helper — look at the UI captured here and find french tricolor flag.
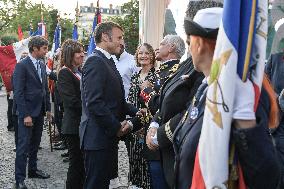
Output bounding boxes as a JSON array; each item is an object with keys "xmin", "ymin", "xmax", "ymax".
[
  {"xmin": 38, "ymin": 22, "xmax": 47, "ymax": 38},
  {"xmin": 191, "ymin": 0, "xmax": 267, "ymax": 188}
]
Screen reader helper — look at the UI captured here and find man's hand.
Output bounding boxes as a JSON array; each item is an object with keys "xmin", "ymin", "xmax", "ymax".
[
  {"xmin": 117, "ymin": 120, "xmax": 127, "ymax": 137},
  {"xmin": 24, "ymin": 116, "xmax": 33, "ymax": 127},
  {"xmin": 146, "ymin": 127, "xmax": 159, "ymax": 150},
  {"xmin": 46, "ymin": 111, "xmax": 52, "ymax": 121},
  {"xmin": 121, "ymin": 122, "xmax": 132, "ymax": 134},
  {"xmin": 140, "ymin": 80, "xmax": 153, "ymax": 90},
  {"xmin": 136, "ymin": 108, "xmax": 147, "ymax": 117}
]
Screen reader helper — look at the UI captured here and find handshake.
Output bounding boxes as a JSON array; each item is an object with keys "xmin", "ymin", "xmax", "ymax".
[
  {"xmin": 116, "ymin": 109, "xmax": 147, "ymax": 137},
  {"xmin": 117, "ymin": 120, "xmax": 132, "ymax": 137}
]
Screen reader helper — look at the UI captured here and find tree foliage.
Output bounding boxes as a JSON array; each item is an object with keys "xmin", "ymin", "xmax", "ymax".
[
  {"xmin": 108, "ymin": 0, "xmax": 139, "ymax": 54},
  {"xmin": 0, "ymin": 0, "xmax": 74, "ymax": 47}
]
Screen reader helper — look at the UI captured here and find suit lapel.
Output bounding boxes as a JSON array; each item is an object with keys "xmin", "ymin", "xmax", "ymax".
[
  {"xmin": 162, "ymin": 60, "xmax": 194, "ymax": 95},
  {"xmin": 27, "ymin": 57, "xmax": 42, "ymax": 84},
  {"xmin": 176, "ymin": 96, "xmax": 206, "ymax": 146},
  {"xmin": 94, "ymin": 50, "xmax": 125, "ymax": 93}
]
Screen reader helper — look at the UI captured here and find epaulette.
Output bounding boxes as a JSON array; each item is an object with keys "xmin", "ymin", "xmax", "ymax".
[{"xmin": 169, "ymin": 63, "xmax": 179, "ymax": 74}]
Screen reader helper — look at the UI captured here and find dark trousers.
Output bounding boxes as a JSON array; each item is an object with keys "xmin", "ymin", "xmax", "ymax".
[
  {"xmin": 274, "ymin": 125, "xmax": 284, "ymax": 189},
  {"xmin": 84, "ymin": 147, "xmax": 117, "ymax": 189},
  {"xmin": 14, "ymin": 115, "xmax": 19, "ymax": 147},
  {"xmin": 15, "ymin": 116, "xmax": 44, "ymax": 183},
  {"xmin": 110, "ymin": 145, "xmax": 118, "ymax": 179},
  {"xmin": 148, "ymin": 160, "xmax": 167, "ymax": 189},
  {"xmin": 7, "ymin": 95, "xmax": 13, "ymax": 129},
  {"xmin": 65, "ymin": 135, "xmax": 85, "ymax": 189}
]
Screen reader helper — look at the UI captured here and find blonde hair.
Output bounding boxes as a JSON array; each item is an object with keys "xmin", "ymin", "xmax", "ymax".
[{"xmin": 135, "ymin": 43, "xmax": 156, "ymax": 67}]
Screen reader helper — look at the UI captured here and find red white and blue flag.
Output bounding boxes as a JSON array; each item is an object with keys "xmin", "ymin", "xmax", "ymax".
[
  {"xmin": 87, "ymin": 0, "xmax": 101, "ymax": 56},
  {"xmin": 37, "ymin": 22, "xmax": 47, "ymax": 38},
  {"xmin": 191, "ymin": 0, "xmax": 267, "ymax": 188}
]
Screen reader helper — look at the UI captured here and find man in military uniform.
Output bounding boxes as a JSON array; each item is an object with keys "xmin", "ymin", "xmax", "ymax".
[{"xmin": 141, "ymin": 35, "xmax": 203, "ymax": 188}]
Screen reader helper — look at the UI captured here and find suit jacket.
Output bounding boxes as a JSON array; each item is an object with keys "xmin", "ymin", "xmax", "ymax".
[
  {"xmin": 13, "ymin": 56, "xmax": 51, "ymax": 118},
  {"xmin": 173, "ymin": 87, "xmax": 280, "ymax": 189},
  {"xmin": 143, "ymin": 59, "xmax": 180, "ymax": 115},
  {"xmin": 57, "ymin": 68, "xmax": 81, "ymax": 135},
  {"xmin": 153, "ymin": 58, "xmax": 203, "ymax": 188},
  {"xmin": 80, "ymin": 49, "xmax": 138, "ymax": 150}
]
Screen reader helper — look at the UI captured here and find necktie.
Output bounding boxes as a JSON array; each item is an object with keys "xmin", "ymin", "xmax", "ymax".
[{"xmin": 36, "ymin": 60, "xmax": 42, "ymax": 82}]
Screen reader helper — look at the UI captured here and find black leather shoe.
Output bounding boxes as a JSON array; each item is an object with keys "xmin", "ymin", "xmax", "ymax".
[
  {"xmin": 61, "ymin": 152, "xmax": 69, "ymax": 157},
  {"xmin": 62, "ymin": 157, "xmax": 69, "ymax": 163},
  {"xmin": 28, "ymin": 169, "xmax": 50, "ymax": 179},
  {"xmin": 53, "ymin": 143, "xmax": 66, "ymax": 150},
  {"xmin": 15, "ymin": 181, "xmax": 27, "ymax": 189},
  {"xmin": 53, "ymin": 141, "xmax": 63, "ymax": 146},
  {"xmin": 8, "ymin": 127, "xmax": 15, "ymax": 132}
]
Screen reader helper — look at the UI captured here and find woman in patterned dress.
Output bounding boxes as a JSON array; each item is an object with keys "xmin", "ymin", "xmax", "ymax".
[{"xmin": 127, "ymin": 43, "xmax": 157, "ymax": 189}]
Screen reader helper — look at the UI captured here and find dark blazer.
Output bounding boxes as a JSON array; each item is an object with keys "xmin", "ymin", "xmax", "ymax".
[
  {"xmin": 57, "ymin": 68, "xmax": 81, "ymax": 135},
  {"xmin": 173, "ymin": 87, "xmax": 280, "ymax": 189},
  {"xmin": 143, "ymin": 59, "xmax": 180, "ymax": 115},
  {"xmin": 153, "ymin": 58, "xmax": 203, "ymax": 188},
  {"xmin": 80, "ymin": 49, "xmax": 138, "ymax": 150},
  {"xmin": 13, "ymin": 56, "xmax": 51, "ymax": 118}
]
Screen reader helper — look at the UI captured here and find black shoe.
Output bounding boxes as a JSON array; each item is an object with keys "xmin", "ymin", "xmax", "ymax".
[
  {"xmin": 62, "ymin": 157, "xmax": 69, "ymax": 163},
  {"xmin": 61, "ymin": 152, "xmax": 69, "ymax": 158},
  {"xmin": 28, "ymin": 169, "xmax": 50, "ymax": 179},
  {"xmin": 8, "ymin": 127, "xmax": 15, "ymax": 132},
  {"xmin": 15, "ymin": 181, "xmax": 27, "ymax": 189},
  {"xmin": 53, "ymin": 141, "xmax": 63, "ymax": 147},
  {"xmin": 53, "ymin": 143, "xmax": 66, "ymax": 150},
  {"xmin": 13, "ymin": 148, "xmax": 16, "ymax": 152},
  {"xmin": 38, "ymin": 146, "xmax": 42, "ymax": 150}
]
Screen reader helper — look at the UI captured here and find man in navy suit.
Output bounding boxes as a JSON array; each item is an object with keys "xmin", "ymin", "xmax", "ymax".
[
  {"xmin": 13, "ymin": 36, "xmax": 51, "ymax": 189},
  {"xmin": 80, "ymin": 22, "xmax": 138, "ymax": 189}
]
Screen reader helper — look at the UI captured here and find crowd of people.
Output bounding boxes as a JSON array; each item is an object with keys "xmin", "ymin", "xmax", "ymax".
[{"xmin": 6, "ymin": 2, "xmax": 284, "ymax": 189}]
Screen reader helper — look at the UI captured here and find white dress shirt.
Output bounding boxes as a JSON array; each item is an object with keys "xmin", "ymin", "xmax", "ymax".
[{"xmin": 113, "ymin": 51, "xmax": 139, "ymax": 99}]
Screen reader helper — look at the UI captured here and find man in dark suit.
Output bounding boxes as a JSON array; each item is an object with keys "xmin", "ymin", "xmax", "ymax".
[
  {"xmin": 80, "ymin": 22, "xmax": 138, "ymax": 189},
  {"xmin": 13, "ymin": 36, "xmax": 51, "ymax": 189},
  {"xmin": 141, "ymin": 35, "xmax": 203, "ymax": 188}
]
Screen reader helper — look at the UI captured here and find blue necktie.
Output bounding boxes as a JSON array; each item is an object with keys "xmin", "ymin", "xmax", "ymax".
[{"xmin": 36, "ymin": 60, "xmax": 42, "ymax": 82}]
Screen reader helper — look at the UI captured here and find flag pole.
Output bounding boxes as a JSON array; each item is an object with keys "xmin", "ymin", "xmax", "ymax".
[
  {"xmin": 41, "ymin": 1, "xmax": 44, "ymax": 23},
  {"xmin": 75, "ymin": 0, "xmax": 79, "ymax": 24},
  {"xmin": 72, "ymin": 1, "xmax": 79, "ymax": 41}
]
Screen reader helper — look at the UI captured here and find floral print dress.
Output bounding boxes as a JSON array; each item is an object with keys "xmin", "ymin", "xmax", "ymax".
[{"xmin": 127, "ymin": 67, "xmax": 157, "ymax": 189}]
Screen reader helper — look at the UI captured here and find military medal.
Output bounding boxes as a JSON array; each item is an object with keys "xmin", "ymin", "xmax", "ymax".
[
  {"xmin": 156, "ymin": 79, "xmax": 160, "ymax": 86},
  {"xmin": 190, "ymin": 107, "xmax": 199, "ymax": 120}
]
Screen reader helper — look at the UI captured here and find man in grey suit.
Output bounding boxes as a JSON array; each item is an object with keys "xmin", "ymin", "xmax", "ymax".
[{"xmin": 80, "ymin": 22, "xmax": 138, "ymax": 189}]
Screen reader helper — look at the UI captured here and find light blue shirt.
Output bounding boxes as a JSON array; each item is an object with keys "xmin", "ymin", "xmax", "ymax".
[{"xmin": 28, "ymin": 54, "xmax": 42, "ymax": 82}]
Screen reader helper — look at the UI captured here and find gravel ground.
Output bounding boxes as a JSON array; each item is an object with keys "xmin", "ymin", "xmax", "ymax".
[{"xmin": 0, "ymin": 93, "xmax": 132, "ymax": 189}]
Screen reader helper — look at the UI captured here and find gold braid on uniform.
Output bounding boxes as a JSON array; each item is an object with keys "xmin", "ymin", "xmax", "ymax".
[{"xmin": 165, "ymin": 120, "xmax": 173, "ymax": 142}]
